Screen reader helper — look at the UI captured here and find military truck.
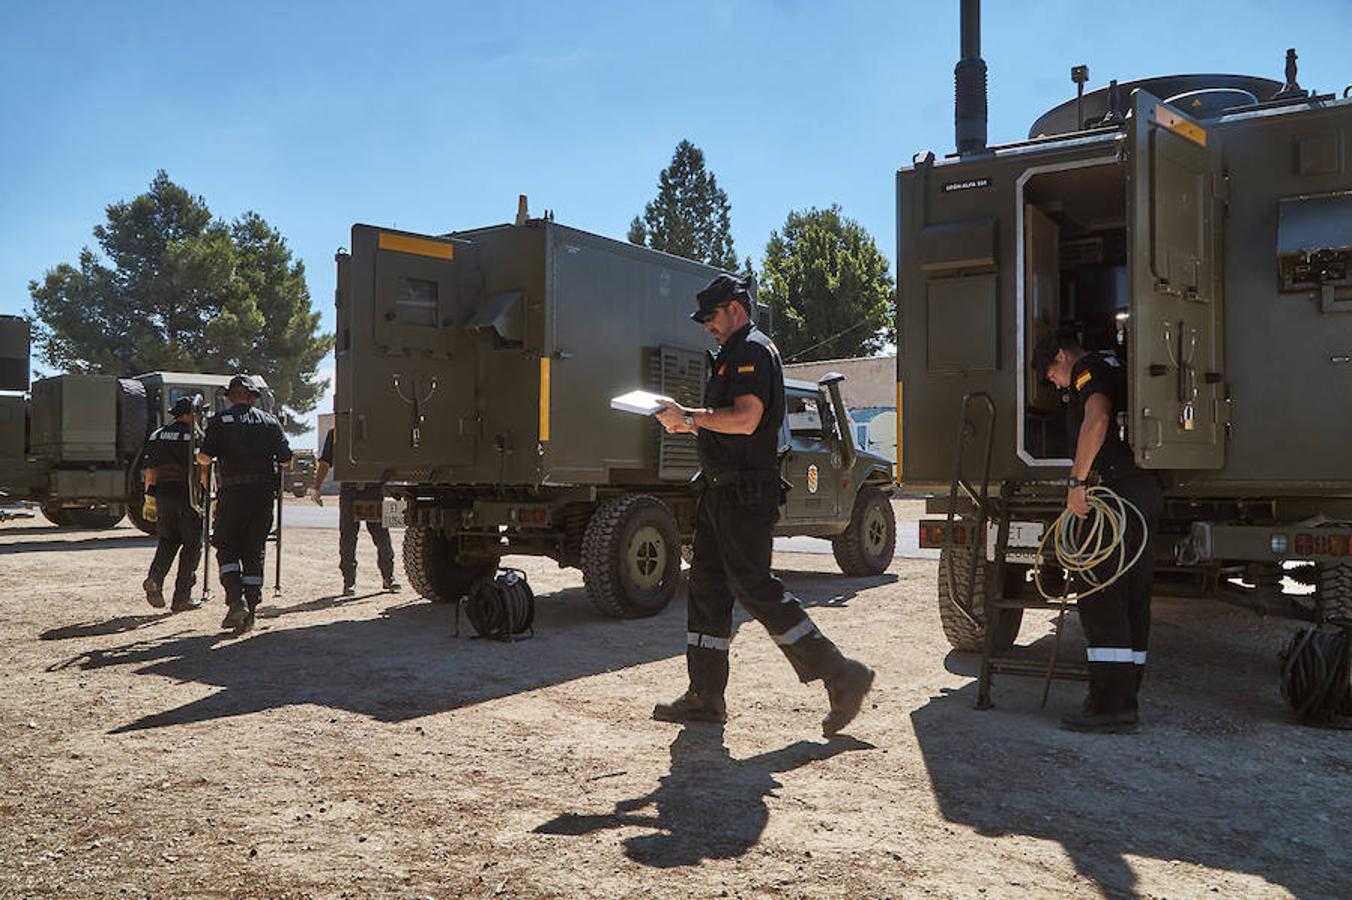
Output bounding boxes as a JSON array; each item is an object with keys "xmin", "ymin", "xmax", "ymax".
[
  {"xmin": 285, "ymin": 449, "xmax": 316, "ymax": 498},
  {"xmin": 0, "ymin": 314, "xmax": 256, "ymax": 531},
  {"xmin": 333, "ymin": 217, "xmax": 896, "ymax": 617},
  {"xmin": 898, "ymin": 0, "xmax": 1352, "ymax": 650}
]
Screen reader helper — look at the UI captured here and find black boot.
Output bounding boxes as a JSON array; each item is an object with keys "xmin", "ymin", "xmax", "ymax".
[
  {"xmin": 1061, "ymin": 665, "xmax": 1138, "ymax": 734},
  {"xmin": 652, "ymin": 690, "xmax": 728, "ymax": 724},
  {"xmin": 822, "ymin": 657, "xmax": 875, "ymax": 736},
  {"xmin": 220, "ymin": 603, "xmax": 249, "ymax": 631},
  {"xmin": 143, "ymin": 576, "xmax": 166, "ymax": 609},
  {"xmin": 170, "ymin": 592, "xmax": 202, "ymax": 613}
]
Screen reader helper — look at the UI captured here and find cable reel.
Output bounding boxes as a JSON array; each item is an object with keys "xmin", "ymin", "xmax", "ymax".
[
  {"xmin": 457, "ymin": 568, "xmax": 536, "ymax": 641},
  {"xmin": 1279, "ymin": 621, "xmax": 1352, "ymax": 728}
]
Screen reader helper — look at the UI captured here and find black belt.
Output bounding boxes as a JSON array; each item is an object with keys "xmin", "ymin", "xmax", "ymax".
[{"xmin": 700, "ymin": 469, "xmax": 778, "ymax": 489}]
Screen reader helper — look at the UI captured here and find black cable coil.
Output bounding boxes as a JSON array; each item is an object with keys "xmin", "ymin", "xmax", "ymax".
[
  {"xmin": 463, "ymin": 569, "xmax": 535, "ymax": 641},
  {"xmin": 1279, "ymin": 622, "xmax": 1352, "ymax": 728}
]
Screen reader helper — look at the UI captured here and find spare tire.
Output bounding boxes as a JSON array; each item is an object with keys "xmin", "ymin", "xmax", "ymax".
[{"xmin": 116, "ymin": 379, "xmax": 149, "ymax": 460}]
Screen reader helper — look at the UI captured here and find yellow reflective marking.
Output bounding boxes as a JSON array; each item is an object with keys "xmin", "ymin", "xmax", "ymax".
[
  {"xmin": 378, "ymin": 232, "xmax": 455, "ymax": 260},
  {"xmin": 1075, "ymin": 370, "xmax": 1093, "ymax": 391},
  {"xmin": 1154, "ymin": 104, "xmax": 1207, "ymax": 147},
  {"xmin": 539, "ymin": 357, "xmax": 551, "ymax": 442},
  {"xmin": 736, "ymin": 364, "xmax": 755, "ymax": 374}
]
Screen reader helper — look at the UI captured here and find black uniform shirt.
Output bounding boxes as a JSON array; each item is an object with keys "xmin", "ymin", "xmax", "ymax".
[
  {"xmin": 146, "ymin": 419, "xmax": 194, "ymax": 492},
  {"xmin": 697, "ymin": 322, "xmax": 786, "ymax": 473},
  {"xmin": 1067, "ymin": 352, "xmax": 1138, "ymax": 481},
  {"xmin": 319, "ymin": 428, "xmax": 334, "ymax": 465},
  {"xmin": 200, "ymin": 403, "xmax": 293, "ymax": 482}
]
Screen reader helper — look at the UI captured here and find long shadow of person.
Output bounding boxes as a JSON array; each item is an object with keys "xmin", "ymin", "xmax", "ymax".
[{"xmin": 535, "ymin": 725, "xmax": 873, "ymax": 868}]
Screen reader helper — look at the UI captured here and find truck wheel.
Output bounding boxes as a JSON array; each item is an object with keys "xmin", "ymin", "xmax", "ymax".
[
  {"xmin": 1317, "ymin": 561, "xmax": 1352, "ymax": 622},
  {"xmin": 403, "ymin": 526, "xmax": 496, "ymax": 604},
  {"xmin": 66, "ymin": 505, "xmax": 126, "ymax": 529},
  {"xmin": 936, "ymin": 545, "xmax": 1024, "ymax": 652},
  {"xmin": 582, "ymin": 494, "xmax": 681, "ymax": 618},
  {"xmin": 832, "ymin": 486, "xmax": 896, "ymax": 575},
  {"xmin": 41, "ymin": 504, "xmax": 73, "ymax": 528}
]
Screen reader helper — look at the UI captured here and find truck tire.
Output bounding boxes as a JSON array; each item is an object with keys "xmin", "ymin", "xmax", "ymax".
[
  {"xmin": 403, "ymin": 526, "xmax": 495, "ymax": 604},
  {"xmin": 936, "ymin": 545, "xmax": 1024, "ymax": 652},
  {"xmin": 832, "ymin": 486, "xmax": 897, "ymax": 575},
  {"xmin": 41, "ymin": 504, "xmax": 73, "ymax": 528},
  {"xmin": 1317, "ymin": 561, "xmax": 1352, "ymax": 623},
  {"xmin": 116, "ymin": 379, "xmax": 149, "ymax": 460},
  {"xmin": 66, "ymin": 504, "xmax": 126, "ymax": 529},
  {"xmin": 581, "ymin": 494, "xmax": 681, "ymax": 618}
]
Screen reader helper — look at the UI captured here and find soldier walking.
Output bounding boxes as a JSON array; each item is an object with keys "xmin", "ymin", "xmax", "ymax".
[
  {"xmin": 654, "ymin": 274, "xmax": 876, "ymax": 736},
  {"xmin": 141, "ymin": 397, "xmax": 204, "ymax": 612},
  {"xmin": 195, "ymin": 374, "xmax": 292, "ymax": 634},
  {"xmin": 311, "ymin": 426, "xmax": 400, "ymax": 595}
]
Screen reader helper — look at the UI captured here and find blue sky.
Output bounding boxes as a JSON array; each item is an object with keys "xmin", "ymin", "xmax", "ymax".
[{"xmin": 2, "ymin": 0, "xmax": 1348, "ymax": 444}]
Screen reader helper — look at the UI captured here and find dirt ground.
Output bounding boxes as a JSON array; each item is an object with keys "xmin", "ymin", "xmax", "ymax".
[{"xmin": 1, "ymin": 502, "xmax": 1348, "ymax": 899}]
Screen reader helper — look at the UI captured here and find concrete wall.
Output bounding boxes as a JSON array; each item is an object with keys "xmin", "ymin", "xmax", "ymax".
[{"xmin": 783, "ymin": 355, "xmax": 896, "ymax": 409}]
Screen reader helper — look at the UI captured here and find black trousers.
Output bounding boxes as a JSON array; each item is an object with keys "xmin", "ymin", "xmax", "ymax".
[
  {"xmin": 1078, "ymin": 472, "xmax": 1165, "ymax": 711},
  {"xmin": 339, "ymin": 484, "xmax": 395, "ymax": 583},
  {"xmin": 685, "ymin": 473, "xmax": 845, "ymax": 699},
  {"xmin": 147, "ymin": 490, "xmax": 202, "ymax": 602},
  {"xmin": 213, "ymin": 486, "xmax": 275, "ymax": 610}
]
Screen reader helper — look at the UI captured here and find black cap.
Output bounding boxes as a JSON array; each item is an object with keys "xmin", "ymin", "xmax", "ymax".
[
  {"xmin": 691, "ymin": 274, "xmax": 752, "ymax": 324},
  {"xmin": 169, "ymin": 397, "xmax": 195, "ymax": 417},
  {"xmin": 1030, "ymin": 329, "xmax": 1079, "ymax": 374},
  {"xmin": 228, "ymin": 373, "xmax": 265, "ymax": 395}
]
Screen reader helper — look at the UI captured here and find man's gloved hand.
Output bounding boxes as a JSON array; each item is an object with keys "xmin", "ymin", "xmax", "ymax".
[
  {"xmin": 307, "ymin": 487, "xmax": 323, "ymax": 507},
  {"xmin": 142, "ymin": 495, "xmax": 158, "ymax": 523}
]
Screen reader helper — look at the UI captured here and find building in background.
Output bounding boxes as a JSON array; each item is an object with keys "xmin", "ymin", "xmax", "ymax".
[{"xmin": 784, "ymin": 356, "xmax": 896, "ymax": 472}]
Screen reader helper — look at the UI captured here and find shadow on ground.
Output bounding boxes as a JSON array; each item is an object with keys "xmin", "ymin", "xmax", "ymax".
[
  {"xmin": 49, "ymin": 569, "xmax": 870, "ymax": 734},
  {"xmin": 535, "ymin": 725, "xmax": 873, "ymax": 867},
  {"xmin": 0, "ymin": 534, "xmax": 156, "ymax": 554},
  {"xmin": 911, "ymin": 597, "xmax": 1351, "ymax": 899}
]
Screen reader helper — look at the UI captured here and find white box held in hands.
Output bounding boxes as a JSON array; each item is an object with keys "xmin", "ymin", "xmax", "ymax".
[{"xmin": 610, "ymin": 390, "xmax": 675, "ymax": 416}]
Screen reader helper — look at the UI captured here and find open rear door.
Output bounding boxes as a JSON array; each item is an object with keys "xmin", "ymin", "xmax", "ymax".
[{"xmin": 1126, "ymin": 91, "xmax": 1226, "ymax": 470}]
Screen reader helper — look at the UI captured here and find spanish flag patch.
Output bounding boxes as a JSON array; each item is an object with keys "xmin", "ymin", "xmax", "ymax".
[
  {"xmin": 736, "ymin": 364, "xmax": 756, "ymax": 374},
  {"xmin": 1074, "ymin": 370, "xmax": 1092, "ymax": 391}
]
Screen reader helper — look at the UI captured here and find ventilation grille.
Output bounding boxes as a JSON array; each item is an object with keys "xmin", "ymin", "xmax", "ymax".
[{"xmin": 652, "ymin": 345, "xmax": 705, "ymax": 481}]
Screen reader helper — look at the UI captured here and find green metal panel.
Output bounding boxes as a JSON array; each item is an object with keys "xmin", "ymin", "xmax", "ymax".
[{"xmin": 1126, "ymin": 91, "xmax": 1226, "ymax": 469}]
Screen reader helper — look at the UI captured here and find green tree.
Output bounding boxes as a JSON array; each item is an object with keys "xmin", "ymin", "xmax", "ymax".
[
  {"xmin": 759, "ymin": 205, "xmax": 895, "ymax": 362},
  {"xmin": 28, "ymin": 171, "xmax": 330, "ymax": 432},
  {"xmin": 628, "ymin": 140, "xmax": 739, "ymax": 270}
]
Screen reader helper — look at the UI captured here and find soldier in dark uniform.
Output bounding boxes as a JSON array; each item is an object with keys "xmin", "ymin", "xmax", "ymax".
[
  {"xmin": 141, "ymin": 397, "xmax": 204, "ymax": 612},
  {"xmin": 1032, "ymin": 330, "xmax": 1165, "ymax": 733},
  {"xmin": 195, "ymin": 374, "xmax": 292, "ymax": 634},
  {"xmin": 654, "ymin": 274, "xmax": 875, "ymax": 736},
  {"xmin": 312, "ymin": 426, "xmax": 400, "ymax": 595}
]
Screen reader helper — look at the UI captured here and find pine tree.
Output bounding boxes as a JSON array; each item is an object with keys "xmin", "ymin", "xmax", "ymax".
[
  {"xmin": 28, "ymin": 171, "xmax": 330, "ymax": 432},
  {"xmin": 629, "ymin": 140, "xmax": 739, "ymax": 271}
]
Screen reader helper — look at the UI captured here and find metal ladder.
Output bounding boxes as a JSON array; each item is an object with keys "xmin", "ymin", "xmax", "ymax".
[{"xmin": 941, "ymin": 393, "xmax": 1088, "ymax": 711}]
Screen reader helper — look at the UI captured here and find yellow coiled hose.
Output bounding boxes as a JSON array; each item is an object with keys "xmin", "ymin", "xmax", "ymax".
[{"xmin": 1033, "ymin": 485, "xmax": 1148, "ymax": 602}]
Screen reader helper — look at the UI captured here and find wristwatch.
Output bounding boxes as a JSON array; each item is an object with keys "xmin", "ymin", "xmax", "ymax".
[
  {"xmin": 1068, "ymin": 476, "xmax": 1088, "ymax": 487},
  {"xmin": 683, "ymin": 412, "xmax": 696, "ymax": 429}
]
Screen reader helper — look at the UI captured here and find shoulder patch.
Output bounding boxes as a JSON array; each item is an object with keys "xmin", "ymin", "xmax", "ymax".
[
  {"xmin": 1074, "ymin": 370, "xmax": 1093, "ymax": 391},
  {"xmin": 736, "ymin": 364, "xmax": 755, "ymax": 374}
]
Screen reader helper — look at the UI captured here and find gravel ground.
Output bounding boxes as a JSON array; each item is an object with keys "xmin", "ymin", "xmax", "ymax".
[{"xmin": 0, "ymin": 509, "xmax": 1347, "ymax": 899}]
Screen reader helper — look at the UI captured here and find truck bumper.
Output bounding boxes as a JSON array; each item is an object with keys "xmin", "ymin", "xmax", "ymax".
[{"xmin": 1185, "ymin": 522, "xmax": 1352, "ymax": 563}]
